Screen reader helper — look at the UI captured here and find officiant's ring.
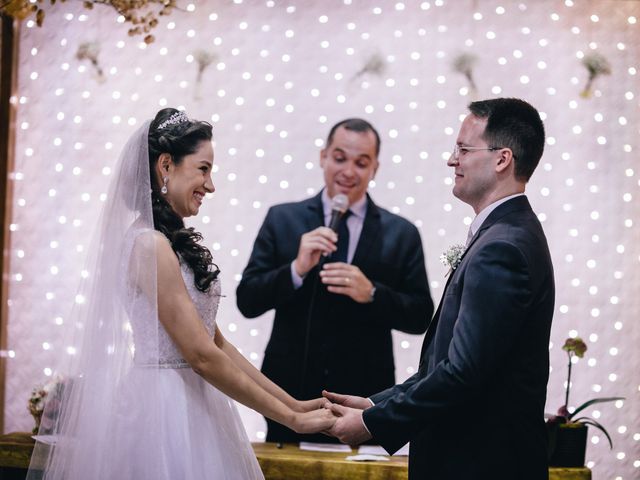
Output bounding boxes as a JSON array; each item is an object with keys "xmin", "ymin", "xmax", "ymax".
[{"xmin": 345, "ymin": 277, "xmax": 350, "ymax": 284}]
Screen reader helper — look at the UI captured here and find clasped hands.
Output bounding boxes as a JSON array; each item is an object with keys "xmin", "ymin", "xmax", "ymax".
[
  {"xmin": 294, "ymin": 226, "xmax": 374, "ymax": 303},
  {"xmin": 295, "ymin": 391, "xmax": 373, "ymax": 446}
]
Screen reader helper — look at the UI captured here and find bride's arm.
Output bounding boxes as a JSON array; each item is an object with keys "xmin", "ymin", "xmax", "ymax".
[
  {"xmin": 136, "ymin": 233, "xmax": 334, "ymax": 433},
  {"xmin": 214, "ymin": 326, "xmax": 327, "ymax": 413}
]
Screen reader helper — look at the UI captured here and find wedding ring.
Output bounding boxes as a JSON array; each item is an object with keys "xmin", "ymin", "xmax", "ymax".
[{"xmin": 345, "ymin": 277, "xmax": 350, "ymax": 284}]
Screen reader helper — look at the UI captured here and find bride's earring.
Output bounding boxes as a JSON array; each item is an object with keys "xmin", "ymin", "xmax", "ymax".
[{"xmin": 161, "ymin": 176, "xmax": 169, "ymax": 195}]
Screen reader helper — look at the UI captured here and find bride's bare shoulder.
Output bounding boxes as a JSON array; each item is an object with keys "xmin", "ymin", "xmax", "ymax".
[{"xmin": 129, "ymin": 229, "xmax": 177, "ymax": 266}]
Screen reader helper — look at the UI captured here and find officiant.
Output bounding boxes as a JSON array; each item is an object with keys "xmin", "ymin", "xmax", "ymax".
[{"xmin": 236, "ymin": 118, "xmax": 434, "ymax": 443}]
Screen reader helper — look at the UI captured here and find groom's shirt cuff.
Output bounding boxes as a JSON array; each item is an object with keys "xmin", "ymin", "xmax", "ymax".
[
  {"xmin": 361, "ymin": 415, "xmax": 372, "ymax": 436},
  {"xmin": 361, "ymin": 398, "xmax": 375, "ymax": 435}
]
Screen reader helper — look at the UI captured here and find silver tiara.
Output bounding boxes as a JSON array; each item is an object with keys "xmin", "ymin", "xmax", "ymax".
[{"xmin": 158, "ymin": 111, "xmax": 189, "ymax": 130}]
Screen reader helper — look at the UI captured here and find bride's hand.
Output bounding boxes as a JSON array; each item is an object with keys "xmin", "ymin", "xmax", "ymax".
[
  {"xmin": 294, "ymin": 397, "xmax": 330, "ymax": 413},
  {"xmin": 290, "ymin": 408, "xmax": 336, "ymax": 434}
]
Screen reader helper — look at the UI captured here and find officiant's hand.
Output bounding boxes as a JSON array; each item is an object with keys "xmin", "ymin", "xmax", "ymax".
[
  {"xmin": 320, "ymin": 263, "xmax": 374, "ymax": 303},
  {"xmin": 294, "ymin": 227, "xmax": 337, "ymax": 277},
  {"xmin": 322, "ymin": 390, "xmax": 372, "ymax": 410},
  {"xmin": 291, "ymin": 407, "xmax": 337, "ymax": 434},
  {"xmin": 327, "ymin": 404, "xmax": 372, "ymax": 446}
]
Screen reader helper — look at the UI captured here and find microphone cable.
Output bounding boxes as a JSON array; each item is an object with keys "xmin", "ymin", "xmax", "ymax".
[{"xmin": 299, "ymin": 194, "xmax": 349, "ymax": 397}]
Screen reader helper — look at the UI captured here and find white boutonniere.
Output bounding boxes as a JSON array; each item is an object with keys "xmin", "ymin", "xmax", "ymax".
[{"xmin": 440, "ymin": 244, "xmax": 466, "ymax": 277}]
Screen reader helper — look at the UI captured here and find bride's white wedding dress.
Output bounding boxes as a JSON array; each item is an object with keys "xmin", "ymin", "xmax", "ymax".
[
  {"xmin": 113, "ymin": 252, "xmax": 264, "ymax": 479},
  {"xmin": 28, "ymin": 121, "xmax": 264, "ymax": 480}
]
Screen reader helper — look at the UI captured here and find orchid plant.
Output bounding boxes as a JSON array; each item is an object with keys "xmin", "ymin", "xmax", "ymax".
[{"xmin": 548, "ymin": 337, "xmax": 624, "ymax": 449}]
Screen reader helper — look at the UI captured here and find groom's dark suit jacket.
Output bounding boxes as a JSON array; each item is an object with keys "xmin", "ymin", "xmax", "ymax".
[
  {"xmin": 364, "ymin": 196, "xmax": 554, "ymax": 480},
  {"xmin": 237, "ymin": 192, "xmax": 433, "ymax": 442}
]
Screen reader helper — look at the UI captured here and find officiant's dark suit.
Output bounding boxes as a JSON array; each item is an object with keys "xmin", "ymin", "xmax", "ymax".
[
  {"xmin": 327, "ymin": 99, "xmax": 554, "ymax": 479},
  {"xmin": 237, "ymin": 119, "xmax": 434, "ymax": 442}
]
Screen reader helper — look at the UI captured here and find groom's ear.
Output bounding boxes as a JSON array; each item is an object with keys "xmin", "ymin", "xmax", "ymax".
[{"xmin": 495, "ymin": 148, "xmax": 514, "ymax": 174}]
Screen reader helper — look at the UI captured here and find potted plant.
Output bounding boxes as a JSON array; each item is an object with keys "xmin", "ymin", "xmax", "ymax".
[{"xmin": 546, "ymin": 337, "xmax": 624, "ymax": 467}]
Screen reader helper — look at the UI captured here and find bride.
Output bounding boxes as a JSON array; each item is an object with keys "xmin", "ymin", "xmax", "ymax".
[{"xmin": 28, "ymin": 108, "xmax": 335, "ymax": 479}]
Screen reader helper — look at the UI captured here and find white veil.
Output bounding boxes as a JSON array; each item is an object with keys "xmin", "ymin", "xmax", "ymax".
[{"xmin": 27, "ymin": 120, "xmax": 168, "ymax": 478}]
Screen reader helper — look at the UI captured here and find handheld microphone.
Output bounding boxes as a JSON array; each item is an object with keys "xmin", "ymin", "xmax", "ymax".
[
  {"xmin": 318, "ymin": 193, "xmax": 349, "ymax": 266},
  {"xmin": 327, "ymin": 193, "xmax": 349, "ymax": 232}
]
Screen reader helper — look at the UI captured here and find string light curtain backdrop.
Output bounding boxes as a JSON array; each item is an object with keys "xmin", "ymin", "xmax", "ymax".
[{"xmin": 3, "ymin": 1, "xmax": 639, "ymax": 478}]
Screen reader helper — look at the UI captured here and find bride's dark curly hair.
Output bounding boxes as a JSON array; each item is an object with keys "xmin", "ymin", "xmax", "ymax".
[{"xmin": 148, "ymin": 108, "xmax": 219, "ymax": 292}]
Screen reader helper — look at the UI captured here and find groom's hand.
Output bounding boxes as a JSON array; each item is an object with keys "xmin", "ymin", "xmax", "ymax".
[
  {"xmin": 322, "ymin": 390, "xmax": 372, "ymax": 410},
  {"xmin": 327, "ymin": 404, "xmax": 372, "ymax": 446}
]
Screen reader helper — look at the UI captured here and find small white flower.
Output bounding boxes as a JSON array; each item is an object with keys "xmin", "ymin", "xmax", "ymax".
[
  {"xmin": 440, "ymin": 244, "xmax": 466, "ymax": 273},
  {"xmin": 28, "ymin": 375, "xmax": 64, "ymax": 412}
]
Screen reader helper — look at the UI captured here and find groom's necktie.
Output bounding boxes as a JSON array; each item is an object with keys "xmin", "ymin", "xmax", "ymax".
[
  {"xmin": 466, "ymin": 227, "xmax": 474, "ymax": 246},
  {"xmin": 331, "ymin": 210, "xmax": 352, "ymax": 263}
]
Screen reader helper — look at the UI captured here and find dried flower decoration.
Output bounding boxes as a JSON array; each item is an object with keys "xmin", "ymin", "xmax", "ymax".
[
  {"xmin": 352, "ymin": 52, "xmax": 387, "ymax": 82},
  {"xmin": 452, "ymin": 53, "xmax": 479, "ymax": 95},
  {"xmin": 193, "ymin": 49, "xmax": 217, "ymax": 99},
  {"xmin": 0, "ymin": 0, "xmax": 40, "ymax": 22},
  {"xmin": 76, "ymin": 41, "xmax": 105, "ymax": 82},
  {"xmin": 194, "ymin": 50, "xmax": 216, "ymax": 83},
  {"xmin": 580, "ymin": 52, "xmax": 612, "ymax": 98},
  {"xmin": 0, "ymin": 0, "xmax": 177, "ymax": 44}
]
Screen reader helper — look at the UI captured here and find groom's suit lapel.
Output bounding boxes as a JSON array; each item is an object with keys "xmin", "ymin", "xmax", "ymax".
[
  {"xmin": 417, "ymin": 232, "xmax": 482, "ymax": 369},
  {"xmin": 418, "ymin": 196, "xmax": 531, "ymax": 368}
]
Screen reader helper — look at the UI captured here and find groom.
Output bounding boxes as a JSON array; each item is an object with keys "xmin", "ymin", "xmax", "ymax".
[{"xmin": 325, "ymin": 98, "xmax": 555, "ymax": 480}]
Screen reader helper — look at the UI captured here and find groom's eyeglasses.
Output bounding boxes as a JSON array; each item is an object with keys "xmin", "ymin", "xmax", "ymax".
[{"xmin": 452, "ymin": 144, "xmax": 504, "ymax": 160}]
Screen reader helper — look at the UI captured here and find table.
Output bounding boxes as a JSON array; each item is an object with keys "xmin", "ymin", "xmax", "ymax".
[
  {"xmin": 253, "ymin": 442, "xmax": 408, "ymax": 480},
  {"xmin": 252, "ymin": 443, "xmax": 592, "ymax": 480},
  {"xmin": 0, "ymin": 432, "xmax": 592, "ymax": 479}
]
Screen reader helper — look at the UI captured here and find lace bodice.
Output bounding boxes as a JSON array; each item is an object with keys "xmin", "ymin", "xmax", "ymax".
[{"xmin": 130, "ymin": 260, "xmax": 221, "ymax": 366}]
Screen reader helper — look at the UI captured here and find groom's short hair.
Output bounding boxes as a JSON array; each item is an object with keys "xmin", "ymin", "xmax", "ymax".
[{"xmin": 469, "ymin": 98, "xmax": 545, "ymax": 182}]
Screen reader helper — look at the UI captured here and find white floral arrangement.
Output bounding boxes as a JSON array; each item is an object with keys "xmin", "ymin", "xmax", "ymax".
[
  {"xmin": 28, "ymin": 375, "xmax": 65, "ymax": 434},
  {"xmin": 440, "ymin": 244, "xmax": 466, "ymax": 274}
]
